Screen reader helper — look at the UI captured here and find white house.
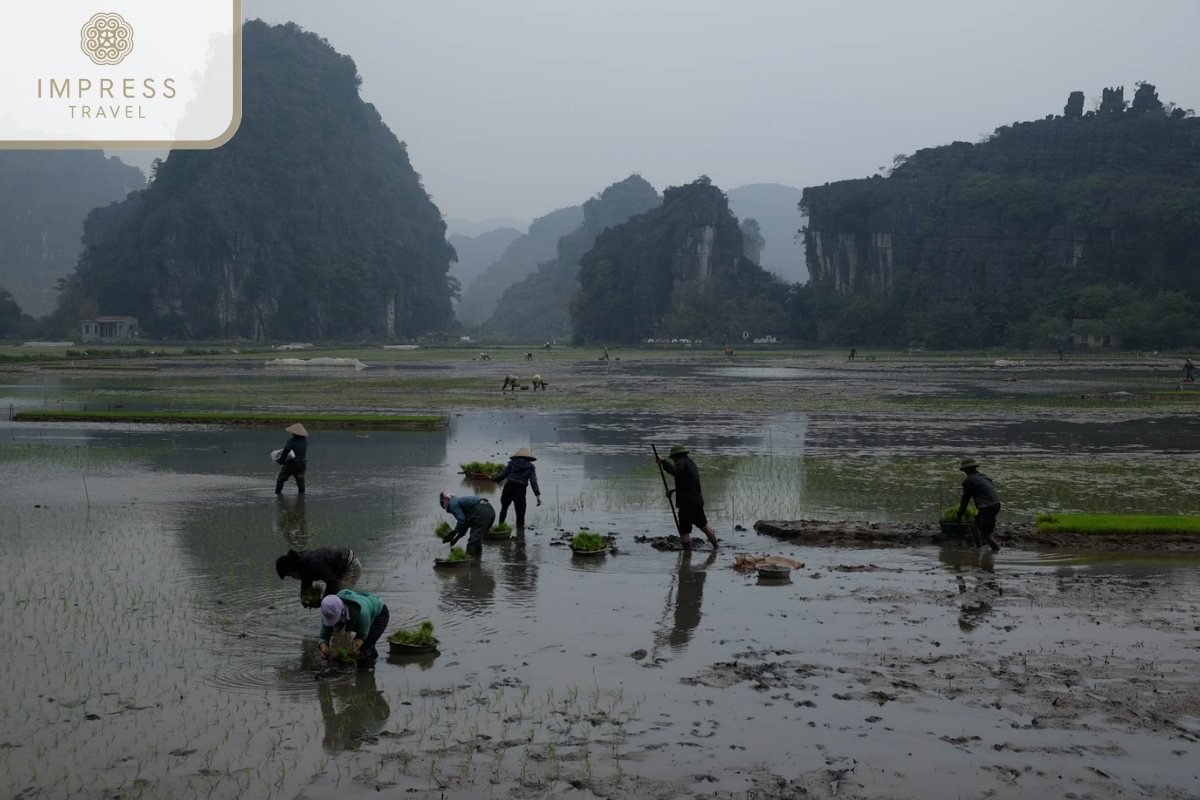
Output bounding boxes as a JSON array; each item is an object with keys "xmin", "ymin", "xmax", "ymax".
[{"xmin": 81, "ymin": 316, "xmax": 139, "ymax": 343}]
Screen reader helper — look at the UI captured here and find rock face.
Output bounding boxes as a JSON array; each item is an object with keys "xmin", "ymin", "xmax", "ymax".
[
  {"xmin": 454, "ymin": 206, "xmax": 583, "ymax": 327},
  {"xmin": 482, "ymin": 174, "xmax": 661, "ymax": 341},
  {"xmin": 57, "ymin": 21, "xmax": 456, "ymax": 340},
  {"xmin": 802, "ymin": 88, "xmax": 1200, "ymax": 345},
  {"xmin": 572, "ymin": 177, "xmax": 788, "ymax": 344},
  {"xmin": 0, "ymin": 151, "xmax": 143, "ymax": 317}
]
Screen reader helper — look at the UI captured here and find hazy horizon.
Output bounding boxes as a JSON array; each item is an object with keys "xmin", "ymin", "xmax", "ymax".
[{"xmin": 116, "ymin": 0, "xmax": 1199, "ymax": 223}]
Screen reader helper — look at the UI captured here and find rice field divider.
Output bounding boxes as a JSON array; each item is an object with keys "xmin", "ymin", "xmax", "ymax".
[
  {"xmin": 12, "ymin": 409, "xmax": 447, "ymax": 430},
  {"xmin": 1035, "ymin": 513, "xmax": 1200, "ymax": 535}
]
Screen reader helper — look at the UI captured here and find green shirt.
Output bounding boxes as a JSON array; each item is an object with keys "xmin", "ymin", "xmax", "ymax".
[{"xmin": 317, "ymin": 589, "xmax": 384, "ymax": 644}]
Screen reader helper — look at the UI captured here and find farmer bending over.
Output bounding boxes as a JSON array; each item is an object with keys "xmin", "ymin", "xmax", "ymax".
[
  {"xmin": 440, "ymin": 492, "xmax": 495, "ymax": 561},
  {"xmin": 655, "ymin": 444, "xmax": 719, "ymax": 549},
  {"xmin": 318, "ymin": 590, "xmax": 390, "ymax": 664},
  {"xmin": 957, "ymin": 457, "xmax": 1001, "ymax": 552},
  {"xmin": 502, "ymin": 374, "xmax": 520, "ymax": 391},
  {"xmin": 276, "ymin": 547, "xmax": 362, "ymax": 606}
]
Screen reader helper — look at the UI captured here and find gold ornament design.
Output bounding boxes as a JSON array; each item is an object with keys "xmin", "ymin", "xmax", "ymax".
[{"xmin": 80, "ymin": 12, "xmax": 134, "ymax": 66}]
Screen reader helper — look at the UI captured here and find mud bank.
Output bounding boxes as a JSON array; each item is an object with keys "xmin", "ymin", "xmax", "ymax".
[{"xmin": 756, "ymin": 519, "xmax": 1200, "ymax": 552}]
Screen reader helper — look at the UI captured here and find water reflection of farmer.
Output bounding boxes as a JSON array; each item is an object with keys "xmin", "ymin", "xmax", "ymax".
[
  {"xmin": 276, "ymin": 547, "xmax": 363, "ymax": 605},
  {"xmin": 275, "ymin": 423, "xmax": 308, "ymax": 495},
  {"xmin": 498, "ymin": 536, "xmax": 537, "ymax": 600},
  {"xmin": 670, "ymin": 550, "xmax": 716, "ymax": 649},
  {"xmin": 318, "ymin": 670, "xmax": 391, "ymax": 752},
  {"xmin": 490, "ymin": 447, "xmax": 541, "ymax": 535},
  {"xmin": 956, "ymin": 457, "xmax": 1001, "ymax": 552},
  {"xmin": 437, "ymin": 564, "xmax": 496, "ymax": 612},
  {"xmin": 275, "ymin": 493, "xmax": 308, "ymax": 549}
]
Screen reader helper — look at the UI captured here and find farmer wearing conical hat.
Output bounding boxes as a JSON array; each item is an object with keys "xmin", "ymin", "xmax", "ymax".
[
  {"xmin": 956, "ymin": 457, "xmax": 1001, "ymax": 551},
  {"xmin": 275, "ymin": 422, "xmax": 308, "ymax": 495},
  {"xmin": 655, "ymin": 445, "xmax": 719, "ymax": 549},
  {"xmin": 490, "ymin": 447, "xmax": 542, "ymax": 535}
]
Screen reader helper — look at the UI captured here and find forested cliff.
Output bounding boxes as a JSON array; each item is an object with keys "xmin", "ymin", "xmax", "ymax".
[
  {"xmin": 54, "ymin": 20, "xmax": 456, "ymax": 340},
  {"xmin": 801, "ymin": 84, "xmax": 1200, "ymax": 349},
  {"xmin": 483, "ymin": 175, "xmax": 661, "ymax": 341},
  {"xmin": 0, "ymin": 151, "xmax": 143, "ymax": 317},
  {"xmin": 571, "ymin": 177, "xmax": 789, "ymax": 344}
]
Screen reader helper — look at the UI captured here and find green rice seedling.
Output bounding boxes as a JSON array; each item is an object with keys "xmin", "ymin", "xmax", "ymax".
[
  {"xmin": 940, "ymin": 505, "xmax": 978, "ymax": 522},
  {"xmin": 387, "ymin": 621, "xmax": 437, "ymax": 646},
  {"xmin": 489, "ymin": 521, "xmax": 512, "ymax": 534},
  {"xmin": 433, "ymin": 521, "xmax": 453, "ymax": 540},
  {"xmin": 446, "ymin": 547, "xmax": 471, "ymax": 562},
  {"xmin": 570, "ymin": 532, "xmax": 608, "ymax": 551},
  {"xmin": 459, "ymin": 461, "xmax": 504, "ymax": 476},
  {"xmin": 1035, "ymin": 513, "xmax": 1200, "ymax": 534},
  {"xmin": 300, "ymin": 585, "xmax": 324, "ymax": 607}
]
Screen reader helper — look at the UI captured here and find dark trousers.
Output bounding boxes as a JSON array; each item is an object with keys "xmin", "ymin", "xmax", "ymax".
[
  {"xmin": 499, "ymin": 481, "xmax": 528, "ymax": 528},
  {"xmin": 276, "ymin": 459, "xmax": 306, "ymax": 494},
  {"xmin": 975, "ymin": 504, "xmax": 1001, "ymax": 550},
  {"xmin": 465, "ymin": 501, "xmax": 495, "ymax": 560},
  {"xmin": 361, "ymin": 605, "xmax": 389, "ymax": 660}
]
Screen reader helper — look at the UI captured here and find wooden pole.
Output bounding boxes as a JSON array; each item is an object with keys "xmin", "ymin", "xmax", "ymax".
[{"xmin": 652, "ymin": 444, "xmax": 681, "ymax": 533}]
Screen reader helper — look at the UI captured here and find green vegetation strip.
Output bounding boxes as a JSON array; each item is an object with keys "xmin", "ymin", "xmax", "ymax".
[
  {"xmin": 1035, "ymin": 513, "xmax": 1200, "ymax": 535},
  {"xmin": 13, "ymin": 409, "xmax": 445, "ymax": 430}
]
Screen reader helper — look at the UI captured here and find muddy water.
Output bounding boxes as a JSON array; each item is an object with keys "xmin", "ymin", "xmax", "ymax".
[{"xmin": 2, "ymin": 407, "xmax": 1199, "ymax": 799}]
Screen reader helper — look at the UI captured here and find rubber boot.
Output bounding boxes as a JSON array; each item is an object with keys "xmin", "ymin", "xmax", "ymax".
[
  {"xmin": 467, "ymin": 540, "xmax": 483, "ymax": 561},
  {"xmin": 516, "ymin": 525, "xmax": 525, "ymax": 538}
]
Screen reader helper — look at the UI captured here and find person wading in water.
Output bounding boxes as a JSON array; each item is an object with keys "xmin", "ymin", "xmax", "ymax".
[
  {"xmin": 655, "ymin": 444, "xmax": 719, "ymax": 550},
  {"xmin": 956, "ymin": 457, "xmax": 1001, "ymax": 552},
  {"xmin": 490, "ymin": 447, "xmax": 542, "ymax": 536},
  {"xmin": 275, "ymin": 423, "xmax": 308, "ymax": 495}
]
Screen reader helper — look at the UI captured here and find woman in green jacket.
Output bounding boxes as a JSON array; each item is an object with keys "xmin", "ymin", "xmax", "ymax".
[{"xmin": 318, "ymin": 590, "xmax": 390, "ymax": 663}]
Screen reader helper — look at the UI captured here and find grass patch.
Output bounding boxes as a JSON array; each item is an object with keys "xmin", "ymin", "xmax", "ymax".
[
  {"xmin": 13, "ymin": 409, "xmax": 446, "ymax": 430},
  {"xmin": 1035, "ymin": 513, "xmax": 1200, "ymax": 535},
  {"xmin": 387, "ymin": 620, "xmax": 437, "ymax": 646}
]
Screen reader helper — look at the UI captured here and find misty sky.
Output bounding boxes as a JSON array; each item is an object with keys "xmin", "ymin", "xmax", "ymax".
[{"xmin": 132, "ymin": 0, "xmax": 1200, "ymax": 224}]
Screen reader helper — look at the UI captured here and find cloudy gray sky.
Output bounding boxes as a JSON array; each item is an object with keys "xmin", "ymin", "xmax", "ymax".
[{"xmin": 166, "ymin": 1, "xmax": 1200, "ymax": 223}]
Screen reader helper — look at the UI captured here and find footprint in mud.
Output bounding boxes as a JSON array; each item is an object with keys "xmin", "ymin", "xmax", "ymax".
[{"xmin": 689, "ymin": 718, "xmax": 719, "ymax": 739}]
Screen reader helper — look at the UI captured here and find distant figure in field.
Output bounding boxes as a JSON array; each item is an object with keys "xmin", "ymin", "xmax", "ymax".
[
  {"xmin": 543, "ymin": 342, "xmax": 552, "ymax": 353},
  {"xmin": 532, "ymin": 374, "xmax": 547, "ymax": 391},
  {"xmin": 480, "ymin": 352, "xmax": 491, "ymax": 361},
  {"xmin": 956, "ymin": 457, "xmax": 1001, "ymax": 552},
  {"xmin": 600, "ymin": 347, "xmax": 610, "ymax": 362},
  {"xmin": 523, "ymin": 352, "xmax": 533, "ymax": 361},
  {"xmin": 502, "ymin": 374, "xmax": 520, "ymax": 391},
  {"xmin": 723, "ymin": 348, "xmax": 733, "ymax": 358},
  {"xmin": 1057, "ymin": 347, "xmax": 1065, "ymax": 360},
  {"xmin": 275, "ymin": 423, "xmax": 308, "ymax": 495},
  {"xmin": 849, "ymin": 348, "xmax": 857, "ymax": 361},
  {"xmin": 1185, "ymin": 358, "xmax": 1196, "ymax": 382}
]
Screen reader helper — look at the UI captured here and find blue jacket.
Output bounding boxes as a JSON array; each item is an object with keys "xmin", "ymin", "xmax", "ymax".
[
  {"xmin": 281, "ymin": 434, "xmax": 308, "ymax": 462},
  {"xmin": 492, "ymin": 458, "xmax": 540, "ymax": 495},
  {"xmin": 446, "ymin": 495, "xmax": 486, "ymax": 535}
]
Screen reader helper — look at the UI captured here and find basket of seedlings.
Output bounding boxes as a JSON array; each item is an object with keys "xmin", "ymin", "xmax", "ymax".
[
  {"xmin": 459, "ymin": 461, "xmax": 503, "ymax": 484},
  {"xmin": 484, "ymin": 521, "xmax": 513, "ymax": 540},
  {"xmin": 434, "ymin": 546, "xmax": 474, "ymax": 569},
  {"xmin": 434, "ymin": 520, "xmax": 453, "ymax": 541},
  {"xmin": 569, "ymin": 531, "xmax": 609, "ymax": 555},
  {"xmin": 387, "ymin": 620, "xmax": 440, "ymax": 655},
  {"xmin": 301, "ymin": 583, "xmax": 325, "ymax": 608},
  {"xmin": 939, "ymin": 505, "xmax": 977, "ymax": 535}
]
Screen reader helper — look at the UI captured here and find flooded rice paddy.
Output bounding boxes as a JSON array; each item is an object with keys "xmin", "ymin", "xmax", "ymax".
[{"xmin": 1, "ymin": 356, "xmax": 1199, "ymax": 799}]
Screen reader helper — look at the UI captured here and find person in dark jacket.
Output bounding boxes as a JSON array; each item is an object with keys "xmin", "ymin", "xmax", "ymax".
[
  {"xmin": 490, "ymin": 447, "xmax": 542, "ymax": 535},
  {"xmin": 956, "ymin": 457, "xmax": 1001, "ymax": 551},
  {"xmin": 275, "ymin": 422, "xmax": 308, "ymax": 494},
  {"xmin": 655, "ymin": 444, "xmax": 719, "ymax": 549},
  {"xmin": 276, "ymin": 547, "xmax": 363, "ymax": 605},
  {"xmin": 440, "ymin": 492, "xmax": 495, "ymax": 561},
  {"xmin": 502, "ymin": 374, "xmax": 520, "ymax": 391},
  {"xmin": 318, "ymin": 590, "xmax": 389, "ymax": 664}
]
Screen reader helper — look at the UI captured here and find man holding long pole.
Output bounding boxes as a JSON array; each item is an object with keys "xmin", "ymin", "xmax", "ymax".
[{"xmin": 654, "ymin": 444, "xmax": 719, "ymax": 550}]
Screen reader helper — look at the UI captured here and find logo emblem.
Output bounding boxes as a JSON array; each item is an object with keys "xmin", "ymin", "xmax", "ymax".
[{"xmin": 80, "ymin": 12, "xmax": 134, "ymax": 65}]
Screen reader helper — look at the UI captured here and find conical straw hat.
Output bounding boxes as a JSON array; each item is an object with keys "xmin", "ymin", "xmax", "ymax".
[
  {"xmin": 286, "ymin": 423, "xmax": 309, "ymax": 436},
  {"xmin": 511, "ymin": 447, "xmax": 535, "ymax": 461}
]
